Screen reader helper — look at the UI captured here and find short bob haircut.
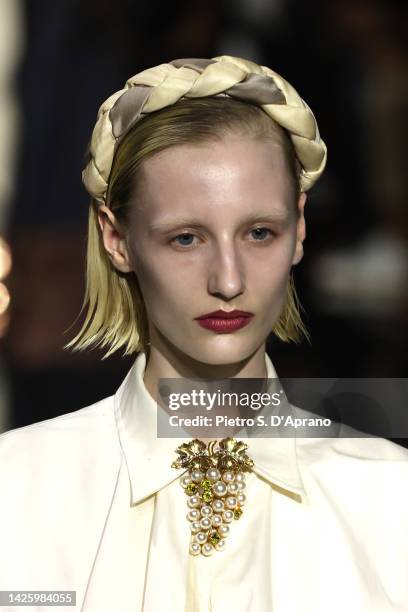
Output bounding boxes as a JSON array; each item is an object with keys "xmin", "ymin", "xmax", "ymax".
[{"xmin": 65, "ymin": 96, "xmax": 309, "ymax": 358}]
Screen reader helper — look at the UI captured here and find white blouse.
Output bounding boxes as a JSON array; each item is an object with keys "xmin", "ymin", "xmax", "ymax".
[{"xmin": 80, "ymin": 352, "xmax": 408, "ymax": 611}]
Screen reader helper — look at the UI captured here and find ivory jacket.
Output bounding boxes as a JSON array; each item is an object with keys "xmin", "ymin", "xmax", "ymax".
[{"xmin": 1, "ymin": 352, "xmax": 408, "ymax": 611}]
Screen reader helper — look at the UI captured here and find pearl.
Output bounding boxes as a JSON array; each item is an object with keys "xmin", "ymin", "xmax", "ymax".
[
  {"xmin": 222, "ymin": 510, "xmax": 234, "ymax": 523},
  {"xmin": 187, "ymin": 509, "xmax": 200, "ymax": 522},
  {"xmin": 191, "ymin": 470, "xmax": 204, "ymax": 482},
  {"xmin": 237, "ymin": 481, "xmax": 246, "ymax": 491},
  {"xmin": 190, "ymin": 542, "xmax": 201, "ymax": 555},
  {"xmin": 187, "ymin": 495, "xmax": 200, "ymax": 508},
  {"xmin": 219, "ymin": 524, "xmax": 230, "ymax": 538},
  {"xmin": 180, "ymin": 475, "xmax": 192, "ymax": 488},
  {"xmin": 202, "ymin": 543, "xmax": 214, "ymax": 556},
  {"xmin": 206, "ymin": 468, "xmax": 221, "ymax": 481},
  {"xmin": 190, "ymin": 521, "xmax": 201, "ymax": 533},
  {"xmin": 227, "ymin": 482, "xmax": 239, "ymax": 494},
  {"xmin": 234, "ymin": 472, "xmax": 244, "ymax": 483},
  {"xmin": 213, "ymin": 481, "xmax": 227, "ymax": 497},
  {"xmin": 221, "ymin": 471, "xmax": 234, "ymax": 483},
  {"xmin": 225, "ymin": 496, "xmax": 237, "ymax": 510},
  {"xmin": 212, "ymin": 499, "xmax": 224, "ymax": 513},
  {"xmin": 200, "ymin": 517, "xmax": 212, "ymax": 530},
  {"xmin": 215, "ymin": 539, "xmax": 226, "ymax": 551},
  {"xmin": 195, "ymin": 531, "xmax": 207, "ymax": 544},
  {"xmin": 200, "ymin": 505, "xmax": 213, "ymax": 517},
  {"xmin": 211, "ymin": 514, "xmax": 222, "ymax": 527},
  {"xmin": 237, "ymin": 493, "xmax": 246, "ymax": 505}
]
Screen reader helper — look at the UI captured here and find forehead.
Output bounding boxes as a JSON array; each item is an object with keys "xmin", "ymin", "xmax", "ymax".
[{"xmin": 132, "ymin": 135, "xmax": 292, "ymax": 221}]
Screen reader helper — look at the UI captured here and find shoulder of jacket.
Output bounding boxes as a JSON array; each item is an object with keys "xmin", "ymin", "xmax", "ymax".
[
  {"xmin": 296, "ymin": 429, "xmax": 408, "ymax": 463},
  {"xmin": 0, "ymin": 394, "xmax": 124, "ymax": 579},
  {"xmin": 291, "ymin": 404, "xmax": 408, "ymax": 462},
  {"xmin": 0, "ymin": 394, "xmax": 118, "ymax": 470}
]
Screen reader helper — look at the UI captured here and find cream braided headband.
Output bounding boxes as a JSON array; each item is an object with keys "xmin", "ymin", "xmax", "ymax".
[{"xmin": 83, "ymin": 56, "xmax": 327, "ymax": 204}]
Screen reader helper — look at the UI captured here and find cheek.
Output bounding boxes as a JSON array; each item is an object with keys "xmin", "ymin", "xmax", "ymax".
[
  {"xmin": 250, "ymin": 241, "xmax": 295, "ymax": 317},
  {"xmin": 251, "ymin": 237, "xmax": 296, "ymax": 284},
  {"xmin": 130, "ymin": 250, "xmax": 196, "ymax": 317}
]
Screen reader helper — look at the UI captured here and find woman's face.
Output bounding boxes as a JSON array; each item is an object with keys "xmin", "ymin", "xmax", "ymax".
[{"xmin": 122, "ymin": 134, "xmax": 305, "ymax": 365}]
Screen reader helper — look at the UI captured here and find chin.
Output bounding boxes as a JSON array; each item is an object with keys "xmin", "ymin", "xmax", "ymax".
[
  {"xmin": 152, "ymin": 324, "xmax": 267, "ymax": 368},
  {"xmin": 182, "ymin": 336, "xmax": 264, "ymax": 367}
]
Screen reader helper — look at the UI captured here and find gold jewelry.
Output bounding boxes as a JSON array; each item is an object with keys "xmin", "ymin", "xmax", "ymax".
[{"xmin": 172, "ymin": 438, "xmax": 253, "ymax": 557}]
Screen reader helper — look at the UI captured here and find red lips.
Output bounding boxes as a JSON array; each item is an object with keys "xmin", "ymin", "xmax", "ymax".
[
  {"xmin": 195, "ymin": 309, "xmax": 253, "ymax": 320},
  {"xmin": 194, "ymin": 310, "xmax": 254, "ymax": 333}
]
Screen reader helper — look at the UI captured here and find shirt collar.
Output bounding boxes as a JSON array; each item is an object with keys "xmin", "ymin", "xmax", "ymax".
[{"xmin": 114, "ymin": 352, "xmax": 307, "ymax": 506}]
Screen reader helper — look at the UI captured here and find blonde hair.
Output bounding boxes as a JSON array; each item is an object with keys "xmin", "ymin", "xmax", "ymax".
[{"xmin": 65, "ymin": 97, "xmax": 310, "ymax": 358}]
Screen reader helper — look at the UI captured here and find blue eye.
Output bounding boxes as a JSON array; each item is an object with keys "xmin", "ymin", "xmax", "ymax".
[
  {"xmin": 250, "ymin": 227, "xmax": 272, "ymax": 240},
  {"xmin": 173, "ymin": 233, "xmax": 196, "ymax": 246}
]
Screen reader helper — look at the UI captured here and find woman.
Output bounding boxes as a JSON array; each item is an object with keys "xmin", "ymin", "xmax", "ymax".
[{"xmin": 0, "ymin": 56, "xmax": 407, "ymax": 611}]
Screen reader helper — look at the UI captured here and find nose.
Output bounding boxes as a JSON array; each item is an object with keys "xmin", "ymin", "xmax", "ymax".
[{"xmin": 207, "ymin": 241, "xmax": 245, "ymax": 300}]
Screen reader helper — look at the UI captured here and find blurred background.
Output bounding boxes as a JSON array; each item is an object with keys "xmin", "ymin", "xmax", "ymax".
[{"xmin": 0, "ymin": 0, "xmax": 406, "ymax": 442}]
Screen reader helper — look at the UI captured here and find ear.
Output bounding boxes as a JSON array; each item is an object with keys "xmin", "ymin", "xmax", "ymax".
[
  {"xmin": 97, "ymin": 205, "xmax": 133, "ymax": 273},
  {"xmin": 292, "ymin": 192, "xmax": 307, "ymax": 266}
]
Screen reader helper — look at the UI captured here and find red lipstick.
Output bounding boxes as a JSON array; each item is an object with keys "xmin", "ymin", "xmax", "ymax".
[{"xmin": 194, "ymin": 309, "xmax": 254, "ymax": 333}]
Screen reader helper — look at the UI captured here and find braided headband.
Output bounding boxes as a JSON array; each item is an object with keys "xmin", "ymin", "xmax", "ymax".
[{"xmin": 83, "ymin": 56, "xmax": 327, "ymax": 204}]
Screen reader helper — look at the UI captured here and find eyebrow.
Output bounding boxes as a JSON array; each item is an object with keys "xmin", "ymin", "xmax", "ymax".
[{"xmin": 148, "ymin": 211, "xmax": 290, "ymax": 234}]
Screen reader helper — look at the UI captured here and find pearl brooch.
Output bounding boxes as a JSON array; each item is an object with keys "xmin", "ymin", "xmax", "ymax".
[{"xmin": 172, "ymin": 437, "xmax": 253, "ymax": 557}]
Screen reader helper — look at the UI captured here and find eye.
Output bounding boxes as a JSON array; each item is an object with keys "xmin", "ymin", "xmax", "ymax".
[
  {"xmin": 249, "ymin": 227, "xmax": 273, "ymax": 241},
  {"xmin": 171, "ymin": 233, "xmax": 199, "ymax": 247}
]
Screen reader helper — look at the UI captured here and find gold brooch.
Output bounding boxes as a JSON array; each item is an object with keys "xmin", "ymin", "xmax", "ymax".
[{"xmin": 172, "ymin": 438, "xmax": 253, "ymax": 556}]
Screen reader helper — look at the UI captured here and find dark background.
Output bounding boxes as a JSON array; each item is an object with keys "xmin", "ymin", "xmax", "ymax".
[{"xmin": 1, "ymin": 0, "xmax": 407, "ymax": 443}]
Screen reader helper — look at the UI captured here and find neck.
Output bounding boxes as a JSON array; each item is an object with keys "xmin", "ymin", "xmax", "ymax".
[
  {"xmin": 144, "ymin": 342, "xmax": 268, "ymax": 396},
  {"xmin": 144, "ymin": 341, "xmax": 268, "ymax": 443}
]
